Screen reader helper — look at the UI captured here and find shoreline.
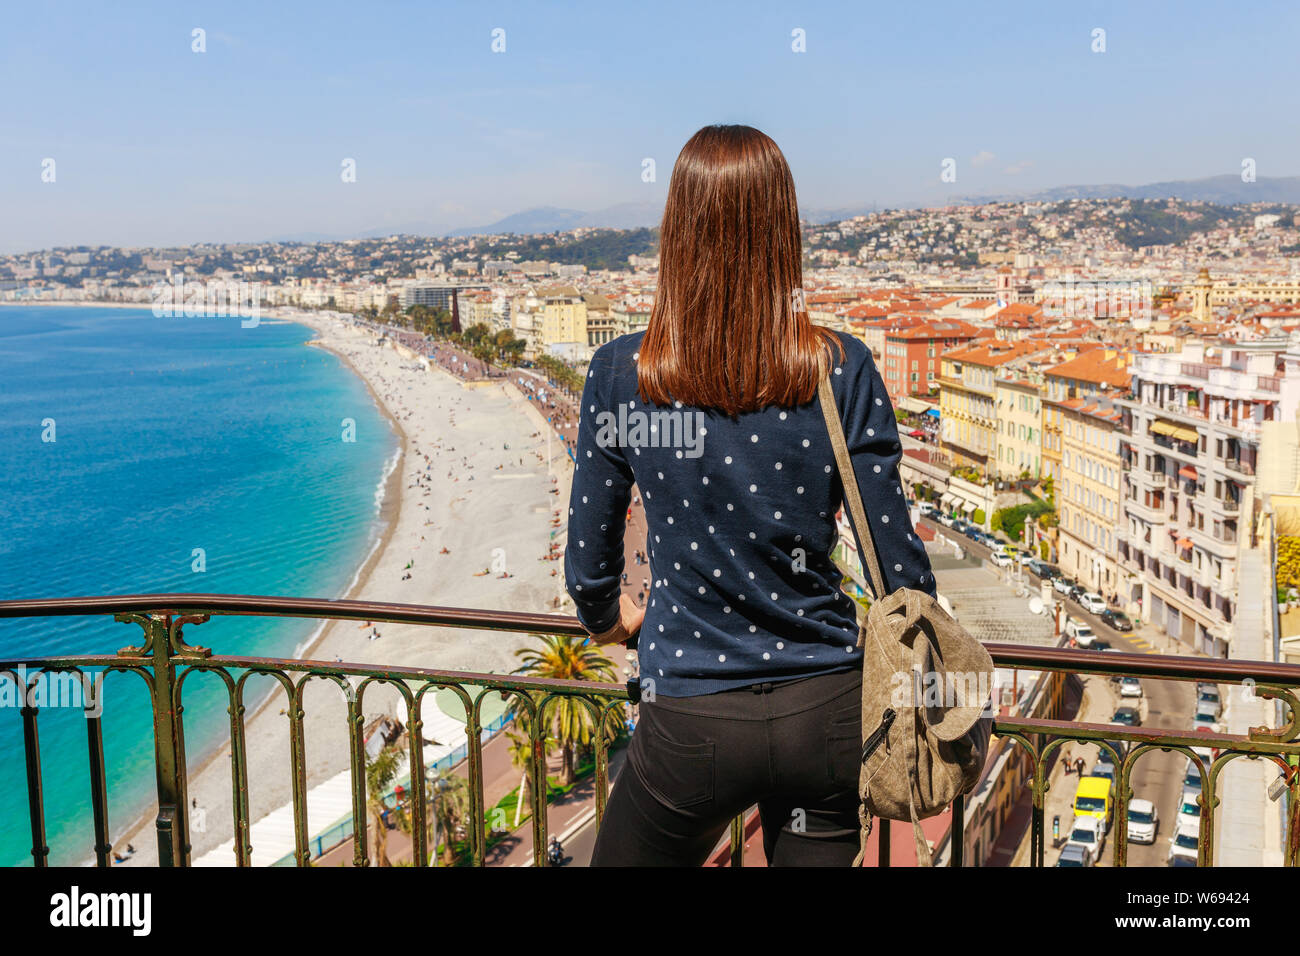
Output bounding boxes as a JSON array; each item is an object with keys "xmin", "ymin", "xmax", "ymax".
[
  {"xmin": 106, "ymin": 311, "xmax": 413, "ymax": 863},
  {"xmin": 105, "ymin": 308, "xmax": 568, "ymax": 866}
]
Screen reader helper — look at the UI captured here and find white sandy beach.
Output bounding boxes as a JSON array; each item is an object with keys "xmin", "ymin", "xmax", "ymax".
[{"xmin": 111, "ymin": 310, "xmax": 576, "ymax": 866}]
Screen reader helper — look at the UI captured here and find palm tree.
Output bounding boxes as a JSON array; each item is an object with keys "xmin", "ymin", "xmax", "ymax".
[
  {"xmin": 511, "ymin": 635, "xmax": 616, "ymax": 784},
  {"xmin": 365, "ymin": 744, "xmax": 405, "ymax": 867},
  {"xmin": 505, "ymin": 730, "xmax": 535, "ymax": 829},
  {"xmin": 503, "ymin": 723, "xmax": 555, "ymax": 828},
  {"xmin": 427, "ymin": 773, "xmax": 472, "ymax": 866}
]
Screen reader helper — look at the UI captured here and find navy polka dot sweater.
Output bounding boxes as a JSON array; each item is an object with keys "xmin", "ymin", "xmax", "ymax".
[{"xmin": 564, "ymin": 330, "xmax": 935, "ymax": 697}]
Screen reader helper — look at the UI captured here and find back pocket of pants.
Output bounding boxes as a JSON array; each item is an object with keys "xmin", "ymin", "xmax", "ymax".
[
  {"xmin": 825, "ymin": 703, "xmax": 862, "ymax": 791},
  {"xmin": 638, "ymin": 708, "xmax": 715, "ymax": 810}
]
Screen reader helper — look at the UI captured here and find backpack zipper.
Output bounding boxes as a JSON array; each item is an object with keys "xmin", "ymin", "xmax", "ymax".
[{"xmin": 861, "ymin": 707, "xmax": 896, "ymax": 763}]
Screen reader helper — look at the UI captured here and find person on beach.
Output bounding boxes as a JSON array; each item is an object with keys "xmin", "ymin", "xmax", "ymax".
[{"xmin": 564, "ymin": 125, "xmax": 933, "ymax": 867}]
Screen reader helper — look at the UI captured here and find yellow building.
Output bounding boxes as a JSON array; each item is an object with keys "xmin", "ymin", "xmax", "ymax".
[
  {"xmin": 1058, "ymin": 399, "xmax": 1125, "ymax": 595},
  {"xmin": 1043, "ymin": 350, "xmax": 1131, "ymax": 596},
  {"xmin": 539, "ymin": 286, "xmax": 588, "ymax": 350},
  {"xmin": 938, "ymin": 340, "xmax": 1051, "ymax": 474},
  {"xmin": 993, "ymin": 377, "xmax": 1043, "ymax": 480},
  {"xmin": 1042, "ymin": 399, "xmax": 1064, "ymax": 484}
]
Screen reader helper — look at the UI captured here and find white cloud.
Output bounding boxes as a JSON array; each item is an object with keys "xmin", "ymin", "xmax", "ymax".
[{"xmin": 970, "ymin": 150, "xmax": 996, "ymax": 168}]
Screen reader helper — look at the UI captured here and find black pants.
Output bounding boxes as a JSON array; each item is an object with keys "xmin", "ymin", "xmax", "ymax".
[{"xmin": 592, "ymin": 667, "xmax": 864, "ymax": 866}]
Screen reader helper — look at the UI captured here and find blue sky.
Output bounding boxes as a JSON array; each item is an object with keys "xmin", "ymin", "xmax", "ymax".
[{"xmin": 3, "ymin": 0, "xmax": 1297, "ymax": 253}]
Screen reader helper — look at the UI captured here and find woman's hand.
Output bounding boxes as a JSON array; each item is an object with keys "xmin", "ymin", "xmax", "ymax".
[{"xmin": 588, "ymin": 594, "xmax": 645, "ymax": 646}]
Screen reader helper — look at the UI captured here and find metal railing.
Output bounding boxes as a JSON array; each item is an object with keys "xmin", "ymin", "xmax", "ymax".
[
  {"xmin": 1, "ymin": 593, "xmax": 1298, "ymax": 868},
  {"xmin": 270, "ymin": 709, "xmax": 517, "ymax": 866}
]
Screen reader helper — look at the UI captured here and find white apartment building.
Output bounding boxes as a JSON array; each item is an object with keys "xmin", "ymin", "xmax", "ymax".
[{"xmin": 1116, "ymin": 339, "xmax": 1300, "ymax": 656}]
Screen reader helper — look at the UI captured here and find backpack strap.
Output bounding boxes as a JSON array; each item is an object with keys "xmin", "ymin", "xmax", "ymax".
[
  {"xmin": 816, "ymin": 373, "xmax": 887, "ymax": 600},
  {"xmin": 820, "ymin": 371, "xmax": 938, "ymax": 867}
]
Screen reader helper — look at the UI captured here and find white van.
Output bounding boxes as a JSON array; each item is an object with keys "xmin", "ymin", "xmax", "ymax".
[{"xmin": 1066, "ymin": 618, "xmax": 1097, "ymax": 647}]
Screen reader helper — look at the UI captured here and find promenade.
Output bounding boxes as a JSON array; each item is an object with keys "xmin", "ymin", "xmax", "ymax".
[{"xmin": 289, "ymin": 318, "xmax": 644, "ymax": 867}]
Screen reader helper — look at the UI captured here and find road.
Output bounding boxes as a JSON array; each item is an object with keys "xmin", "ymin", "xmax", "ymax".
[{"xmin": 921, "ymin": 515, "xmax": 1202, "ymax": 867}]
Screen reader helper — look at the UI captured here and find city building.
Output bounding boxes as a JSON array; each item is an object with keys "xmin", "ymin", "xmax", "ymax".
[
  {"xmin": 583, "ymin": 293, "xmax": 618, "ymax": 347},
  {"xmin": 1057, "ymin": 395, "xmax": 1126, "ymax": 598},
  {"xmin": 1116, "ymin": 338, "xmax": 1300, "ymax": 655},
  {"xmin": 992, "ymin": 376, "xmax": 1044, "ymax": 480},
  {"xmin": 880, "ymin": 320, "xmax": 978, "ymax": 402},
  {"xmin": 539, "ymin": 286, "xmax": 589, "ymax": 356},
  {"xmin": 938, "ymin": 340, "xmax": 1052, "ymax": 472}
]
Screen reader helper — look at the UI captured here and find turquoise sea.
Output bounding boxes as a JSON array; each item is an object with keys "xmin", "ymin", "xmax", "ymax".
[{"xmin": 0, "ymin": 305, "xmax": 398, "ymax": 866}]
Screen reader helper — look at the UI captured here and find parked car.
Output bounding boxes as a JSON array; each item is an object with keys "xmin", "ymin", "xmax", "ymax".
[
  {"xmin": 1127, "ymin": 798, "xmax": 1159, "ymax": 845},
  {"xmin": 1090, "ymin": 757, "xmax": 1116, "ymax": 782},
  {"xmin": 938, "ymin": 513, "xmax": 956, "ymax": 527},
  {"xmin": 1175, "ymin": 787, "xmax": 1202, "ymax": 827},
  {"xmin": 1090, "ymin": 637, "xmax": 1113, "ymax": 652},
  {"xmin": 1066, "ymin": 814, "xmax": 1107, "ymax": 865},
  {"xmin": 1100, "ymin": 609, "xmax": 1133, "ymax": 632},
  {"xmin": 1111, "ymin": 706, "xmax": 1141, "ymax": 726},
  {"xmin": 1193, "ymin": 709, "xmax": 1218, "ymax": 732},
  {"xmin": 1052, "ymin": 576, "xmax": 1076, "ymax": 597},
  {"xmin": 1079, "ymin": 592, "xmax": 1108, "ymax": 614},
  {"xmin": 1066, "ymin": 618, "xmax": 1097, "ymax": 647},
  {"xmin": 1183, "ymin": 758, "xmax": 1202, "ymax": 793},
  {"xmin": 918, "ymin": 501, "xmax": 936, "ymax": 517},
  {"xmin": 1168, "ymin": 817, "xmax": 1200, "ymax": 866},
  {"xmin": 1056, "ymin": 842, "xmax": 1092, "ymax": 867},
  {"xmin": 1197, "ymin": 687, "xmax": 1222, "ymax": 718},
  {"xmin": 1119, "ymin": 676, "xmax": 1143, "ymax": 699},
  {"xmin": 990, "ymin": 551, "xmax": 1013, "ymax": 568},
  {"xmin": 952, "ymin": 519, "xmax": 970, "ymax": 535},
  {"xmin": 1101, "ymin": 738, "xmax": 1128, "ymax": 764},
  {"xmin": 1029, "ymin": 561, "xmax": 1060, "ymax": 580}
]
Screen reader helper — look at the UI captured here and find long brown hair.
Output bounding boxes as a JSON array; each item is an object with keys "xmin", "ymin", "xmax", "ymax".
[{"xmin": 637, "ymin": 125, "xmax": 841, "ymax": 415}]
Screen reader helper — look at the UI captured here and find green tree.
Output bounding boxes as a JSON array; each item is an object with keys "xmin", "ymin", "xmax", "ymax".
[
  {"xmin": 511, "ymin": 636, "xmax": 617, "ymax": 784},
  {"xmin": 427, "ymin": 773, "xmax": 472, "ymax": 866},
  {"xmin": 365, "ymin": 743, "xmax": 405, "ymax": 867}
]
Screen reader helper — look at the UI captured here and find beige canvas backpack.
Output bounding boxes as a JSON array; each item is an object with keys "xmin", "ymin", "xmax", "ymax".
[{"xmin": 817, "ymin": 373, "xmax": 994, "ymax": 867}]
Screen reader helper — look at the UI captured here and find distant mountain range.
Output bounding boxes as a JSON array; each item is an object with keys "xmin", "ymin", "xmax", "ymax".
[
  {"xmin": 951, "ymin": 174, "xmax": 1300, "ymax": 208},
  {"xmin": 808, "ymin": 176, "xmax": 1300, "ymax": 224},
  {"xmin": 437, "ymin": 175, "xmax": 1300, "ymax": 237},
  {"xmin": 262, "ymin": 175, "xmax": 1300, "ymax": 244},
  {"xmin": 444, "ymin": 202, "xmax": 665, "ymax": 238}
]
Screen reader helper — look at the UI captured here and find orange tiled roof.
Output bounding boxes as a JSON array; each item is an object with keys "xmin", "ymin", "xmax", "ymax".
[
  {"xmin": 1043, "ymin": 348, "xmax": 1131, "ymax": 389},
  {"xmin": 942, "ymin": 338, "xmax": 1050, "ymax": 368}
]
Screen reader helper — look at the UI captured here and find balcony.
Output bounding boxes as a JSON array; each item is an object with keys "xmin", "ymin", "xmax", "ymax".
[
  {"xmin": 1157, "ymin": 399, "xmax": 1209, "ymax": 423},
  {"xmin": 1125, "ymin": 498, "xmax": 1168, "ymax": 526},
  {"xmin": 1151, "ymin": 433, "xmax": 1199, "ymax": 459},
  {"xmin": 1, "ymin": 593, "xmax": 1298, "ymax": 869},
  {"xmin": 1221, "ymin": 456, "xmax": 1258, "ymax": 478},
  {"xmin": 1213, "ymin": 417, "xmax": 1263, "ymax": 442}
]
